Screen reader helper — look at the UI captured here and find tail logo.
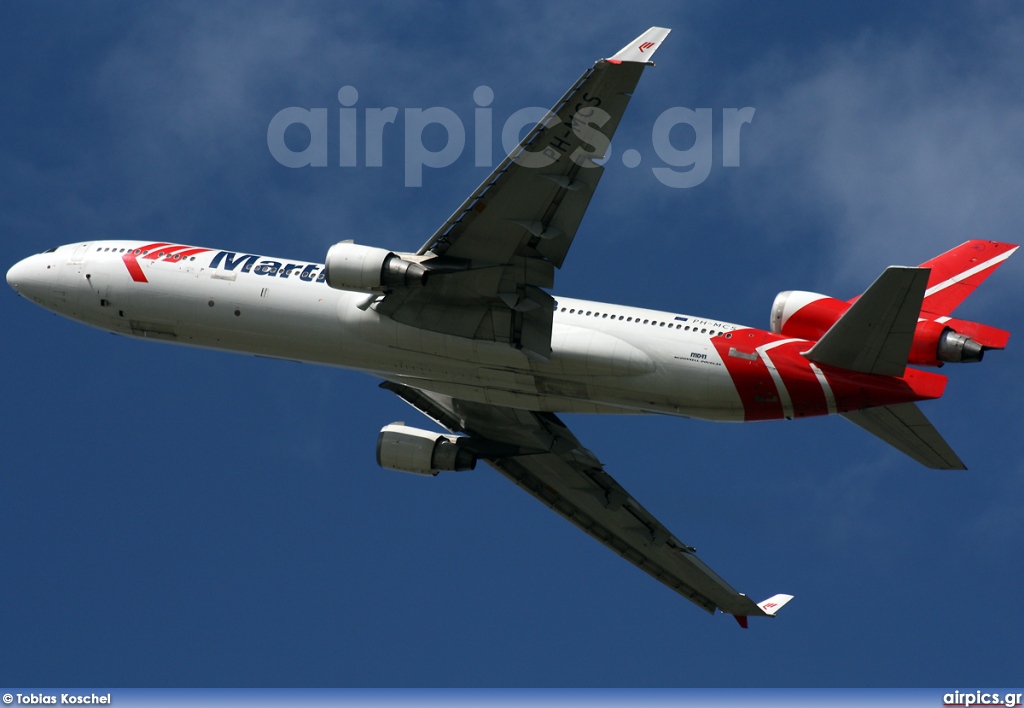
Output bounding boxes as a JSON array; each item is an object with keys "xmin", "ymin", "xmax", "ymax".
[{"xmin": 638, "ymin": 41, "xmax": 655, "ymax": 52}]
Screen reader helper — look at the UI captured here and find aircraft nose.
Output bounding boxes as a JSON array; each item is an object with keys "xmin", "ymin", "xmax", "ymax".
[
  {"xmin": 7, "ymin": 256, "xmax": 33, "ymax": 293},
  {"xmin": 7, "ymin": 254, "xmax": 52, "ymax": 301}
]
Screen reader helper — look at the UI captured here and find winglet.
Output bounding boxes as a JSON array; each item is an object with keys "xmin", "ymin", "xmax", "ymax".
[
  {"xmin": 608, "ymin": 27, "xmax": 671, "ymax": 64},
  {"xmin": 758, "ymin": 593, "xmax": 794, "ymax": 616},
  {"xmin": 732, "ymin": 594, "xmax": 795, "ymax": 628}
]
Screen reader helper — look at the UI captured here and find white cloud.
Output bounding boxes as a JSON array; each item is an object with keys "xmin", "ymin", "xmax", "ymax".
[
  {"xmin": 726, "ymin": 10, "xmax": 1024, "ymax": 304},
  {"xmin": 70, "ymin": 2, "xmax": 690, "ymax": 249}
]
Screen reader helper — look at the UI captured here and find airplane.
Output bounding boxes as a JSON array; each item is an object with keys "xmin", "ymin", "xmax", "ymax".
[{"xmin": 6, "ymin": 27, "xmax": 1017, "ymax": 627}]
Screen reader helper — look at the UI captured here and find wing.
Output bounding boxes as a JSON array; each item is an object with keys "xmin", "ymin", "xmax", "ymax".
[
  {"xmin": 381, "ymin": 380, "xmax": 792, "ymax": 623},
  {"xmin": 376, "ymin": 28, "xmax": 670, "ymax": 361}
]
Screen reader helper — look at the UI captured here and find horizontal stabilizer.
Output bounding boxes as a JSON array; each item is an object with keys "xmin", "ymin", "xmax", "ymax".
[
  {"xmin": 842, "ymin": 402, "xmax": 966, "ymax": 470},
  {"xmin": 805, "ymin": 267, "xmax": 929, "ymax": 377}
]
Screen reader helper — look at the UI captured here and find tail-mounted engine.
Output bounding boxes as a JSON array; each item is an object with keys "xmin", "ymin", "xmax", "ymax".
[
  {"xmin": 908, "ymin": 320, "xmax": 985, "ymax": 365},
  {"xmin": 771, "ymin": 290, "xmax": 996, "ymax": 367},
  {"xmin": 324, "ymin": 241, "xmax": 427, "ymax": 293},
  {"xmin": 769, "ymin": 290, "xmax": 844, "ymax": 341},
  {"xmin": 376, "ymin": 423, "xmax": 477, "ymax": 476}
]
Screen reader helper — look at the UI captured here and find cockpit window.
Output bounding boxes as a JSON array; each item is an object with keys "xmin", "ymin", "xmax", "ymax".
[{"xmin": 43, "ymin": 247, "xmax": 57, "ymax": 253}]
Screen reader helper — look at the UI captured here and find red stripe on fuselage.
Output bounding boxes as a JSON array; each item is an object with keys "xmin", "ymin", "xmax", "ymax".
[
  {"xmin": 122, "ymin": 243, "xmax": 209, "ymax": 281},
  {"xmin": 122, "ymin": 254, "xmax": 148, "ymax": 282},
  {"xmin": 122, "ymin": 243, "xmax": 170, "ymax": 283},
  {"xmin": 712, "ymin": 330, "xmax": 784, "ymax": 421},
  {"xmin": 171, "ymin": 247, "xmax": 211, "ymax": 260},
  {"xmin": 142, "ymin": 245, "xmax": 189, "ymax": 260},
  {"xmin": 715, "ymin": 329, "xmax": 948, "ymax": 421},
  {"xmin": 764, "ymin": 340, "xmax": 830, "ymax": 418}
]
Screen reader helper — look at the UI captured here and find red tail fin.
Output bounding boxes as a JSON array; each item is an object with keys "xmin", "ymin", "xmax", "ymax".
[
  {"xmin": 918, "ymin": 240, "xmax": 1018, "ymax": 317},
  {"xmin": 773, "ymin": 240, "xmax": 1016, "ymax": 364}
]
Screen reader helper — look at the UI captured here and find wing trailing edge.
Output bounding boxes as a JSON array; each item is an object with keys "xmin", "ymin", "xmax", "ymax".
[{"xmin": 381, "ymin": 380, "xmax": 793, "ymax": 624}]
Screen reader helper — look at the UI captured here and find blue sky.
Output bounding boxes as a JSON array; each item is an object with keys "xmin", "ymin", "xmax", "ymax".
[{"xmin": 3, "ymin": 0, "xmax": 1023, "ymax": 687}]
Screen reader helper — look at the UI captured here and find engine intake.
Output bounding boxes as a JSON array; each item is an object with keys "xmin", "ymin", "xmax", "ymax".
[
  {"xmin": 324, "ymin": 241, "xmax": 427, "ymax": 293},
  {"xmin": 376, "ymin": 423, "xmax": 477, "ymax": 476},
  {"xmin": 769, "ymin": 290, "xmax": 847, "ymax": 340}
]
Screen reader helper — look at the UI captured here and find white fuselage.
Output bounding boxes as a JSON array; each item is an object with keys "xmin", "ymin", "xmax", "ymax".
[{"xmin": 8, "ymin": 241, "xmax": 748, "ymax": 421}]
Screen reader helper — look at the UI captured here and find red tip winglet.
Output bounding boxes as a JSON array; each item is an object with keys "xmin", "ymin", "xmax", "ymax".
[{"xmin": 734, "ymin": 615, "xmax": 749, "ymax": 629}]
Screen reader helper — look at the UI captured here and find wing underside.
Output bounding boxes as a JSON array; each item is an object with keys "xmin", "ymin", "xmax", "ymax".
[
  {"xmin": 375, "ymin": 29, "xmax": 669, "ymax": 360},
  {"xmin": 381, "ymin": 380, "xmax": 788, "ymax": 621},
  {"xmin": 372, "ymin": 29, "xmax": 793, "ymax": 624}
]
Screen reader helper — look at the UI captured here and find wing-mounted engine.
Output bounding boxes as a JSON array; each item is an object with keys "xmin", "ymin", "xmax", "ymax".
[
  {"xmin": 320, "ymin": 42, "xmax": 667, "ymax": 363},
  {"xmin": 324, "ymin": 241, "xmax": 427, "ymax": 293},
  {"xmin": 324, "ymin": 239, "xmax": 555, "ymax": 360},
  {"xmin": 376, "ymin": 423, "xmax": 477, "ymax": 476}
]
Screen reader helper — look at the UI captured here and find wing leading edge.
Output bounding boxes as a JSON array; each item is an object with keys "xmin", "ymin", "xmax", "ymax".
[
  {"xmin": 375, "ymin": 28, "xmax": 670, "ymax": 361},
  {"xmin": 381, "ymin": 381, "xmax": 793, "ymax": 625}
]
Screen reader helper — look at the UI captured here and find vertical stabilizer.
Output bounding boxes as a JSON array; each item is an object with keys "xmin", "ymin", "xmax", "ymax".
[{"xmin": 918, "ymin": 240, "xmax": 1018, "ymax": 317}]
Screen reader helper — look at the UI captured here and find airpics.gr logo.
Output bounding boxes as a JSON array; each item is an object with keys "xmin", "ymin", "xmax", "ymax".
[
  {"xmin": 267, "ymin": 85, "xmax": 755, "ymax": 188},
  {"xmin": 943, "ymin": 691, "xmax": 1024, "ymax": 707},
  {"xmin": 122, "ymin": 243, "xmax": 211, "ymax": 283}
]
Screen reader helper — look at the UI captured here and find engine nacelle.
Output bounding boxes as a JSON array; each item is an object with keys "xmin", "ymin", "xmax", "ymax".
[
  {"xmin": 937, "ymin": 329, "xmax": 985, "ymax": 363},
  {"xmin": 908, "ymin": 320, "xmax": 985, "ymax": 365},
  {"xmin": 769, "ymin": 290, "xmax": 849, "ymax": 340},
  {"xmin": 324, "ymin": 241, "xmax": 427, "ymax": 293},
  {"xmin": 375, "ymin": 424, "xmax": 477, "ymax": 476}
]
